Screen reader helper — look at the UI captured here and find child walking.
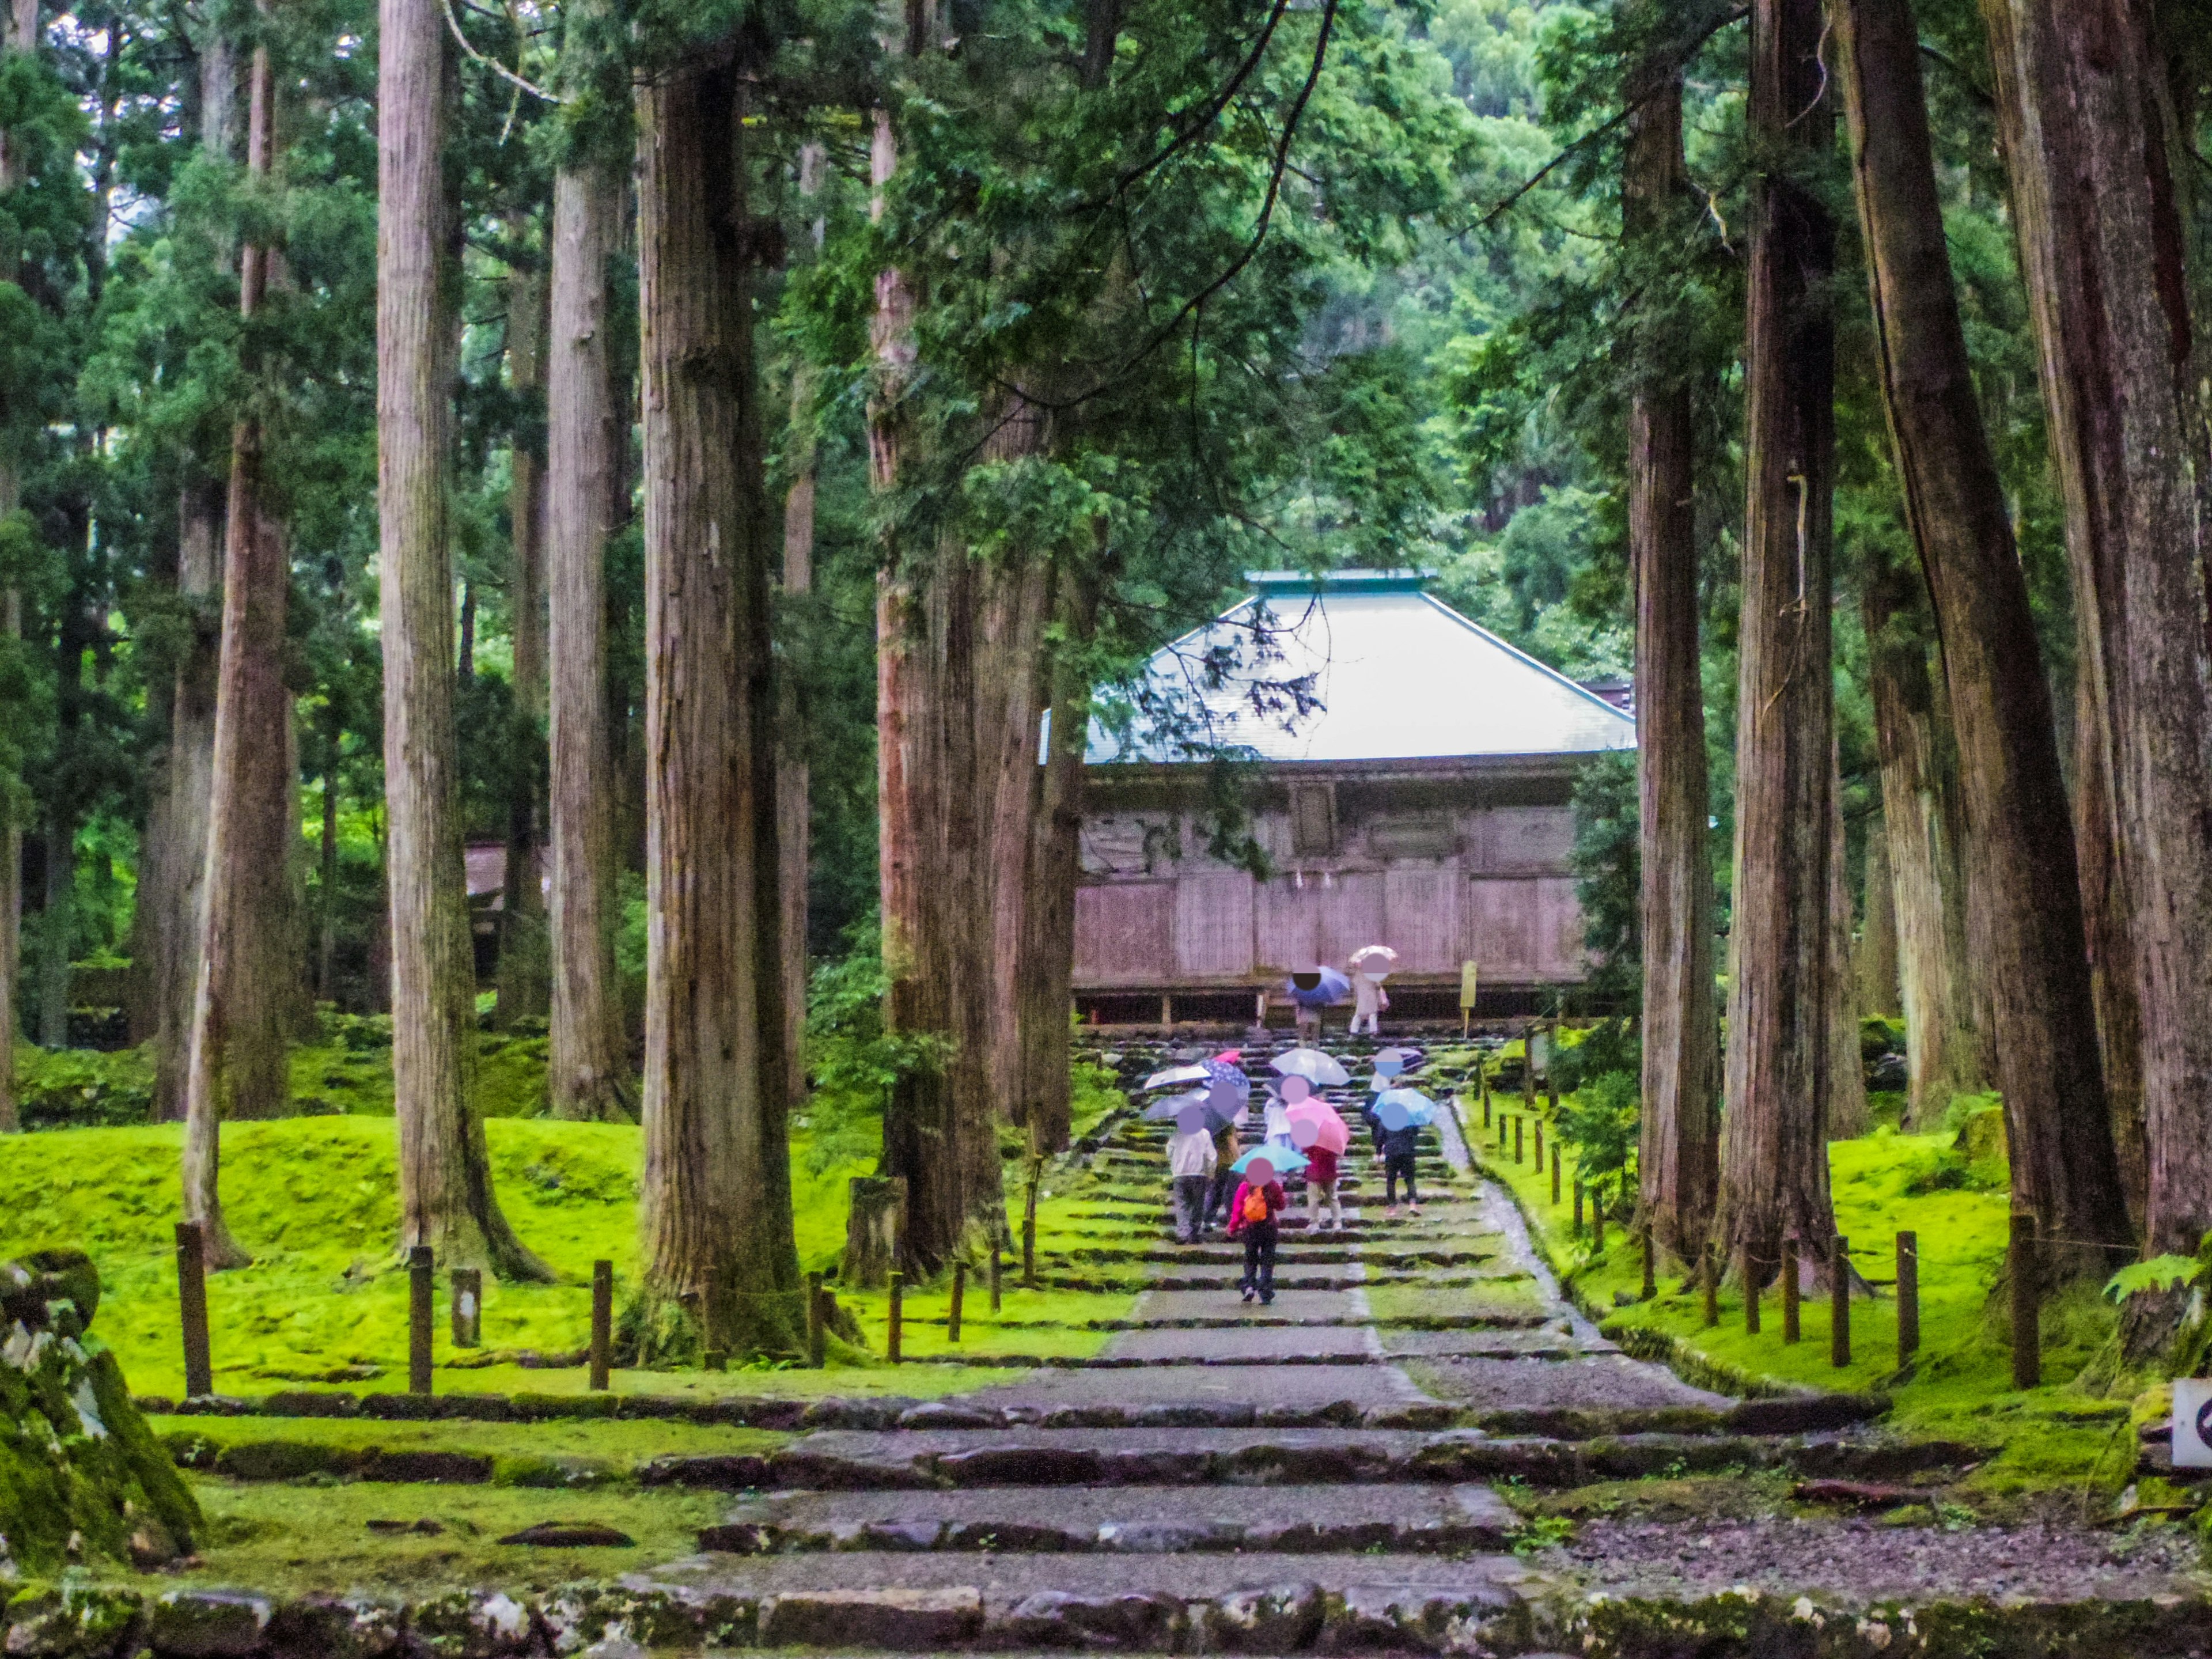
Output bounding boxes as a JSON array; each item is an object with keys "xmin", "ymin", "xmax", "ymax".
[
  {"xmin": 1225, "ymin": 1164, "xmax": 1286, "ymax": 1304},
  {"xmin": 1167, "ymin": 1114, "xmax": 1218, "ymax": 1245},
  {"xmin": 1302, "ymin": 1141, "xmax": 1342, "ymax": 1232},
  {"xmin": 1380, "ymin": 1118, "xmax": 1423, "ymax": 1218}
]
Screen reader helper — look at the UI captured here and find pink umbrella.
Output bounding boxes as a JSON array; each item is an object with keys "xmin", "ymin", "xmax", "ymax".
[{"xmin": 1286, "ymin": 1100, "xmax": 1350, "ymax": 1155}]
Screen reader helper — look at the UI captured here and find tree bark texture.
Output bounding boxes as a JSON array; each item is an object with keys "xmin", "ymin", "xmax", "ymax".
[
  {"xmin": 778, "ymin": 378, "xmax": 816, "ymax": 1113},
  {"xmin": 1857, "ymin": 539, "xmax": 1980, "ymax": 1124},
  {"xmin": 1717, "ymin": 0, "xmax": 1839, "ymax": 1280},
  {"xmin": 495, "ymin": 235, "xmax": 548, "ymax": 1029},
  {"xmin": 1846, "ymin": 0, "xmax": 2135, "ymax": 1259},
  {"xmin": 870, "ymin": 104, "xmax": 1007, "ymax": 1271},
  {"xmin": 1827, "ymin": 741, "xmax": 1872, "ymax": 1139},
  {"xmin": 377, "ymin": 0, "xmax": 548, "ymax": 1280},
  {"xmin": 183, "ymin": 31, "xmax": 290, "ymax": 1270},
  {"xmin": 147, "ymin": 487, "xmax": 221, "ymax": 1120},
  {"xmin": 545, "ymin": 154, "xmax": 633, "ymax": 1122},
  {"xmin": 2075, "ymin": 666, "xmax": 2147, "ymax": 1224},
  {"xmin": 0, "ymin": 0, "xmax": 37, "ymax": 1129},
  {"xmin": 1856, "ymin": 817, "xmax": 1899, "ymax": 1018},
  {"xmin": 1624, "ymin": 49, "xmax": 1719, "ymax": 1267},
  {"xmin": 635, "ymin": 55, "xmax": 801, "ymax": 1359}
]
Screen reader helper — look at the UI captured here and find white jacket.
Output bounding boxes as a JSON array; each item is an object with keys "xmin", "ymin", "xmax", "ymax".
[{"xmin": 1168, "ymin": 1130, "xmax": 1218, "ymax": 1178}]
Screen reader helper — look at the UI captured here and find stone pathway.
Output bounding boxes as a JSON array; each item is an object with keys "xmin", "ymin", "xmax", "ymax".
[{"xmin": 619, "ymin": 1034, "xmax": 2212, "ymax": 1654}]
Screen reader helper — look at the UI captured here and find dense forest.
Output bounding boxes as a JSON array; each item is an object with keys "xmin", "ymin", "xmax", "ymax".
[{"xmin": 2, "ymin": 0, "xmax": 2210, "ymax": 1361}]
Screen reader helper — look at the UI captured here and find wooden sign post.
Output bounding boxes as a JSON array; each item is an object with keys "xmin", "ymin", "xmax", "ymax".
[
  {"xmin": 175, "ymin": 1222, "xmax": 212, "ymax": 1400},
  {"xmin": 1458, "ymin": 961, "xmax": 1479, "ymax": 1039}
]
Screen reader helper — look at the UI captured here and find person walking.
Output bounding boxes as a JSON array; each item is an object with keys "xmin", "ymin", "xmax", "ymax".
[
  {"xmin": 1203, "ymin": 1117, "xmax": 1241, "ymax": 1234},
  {"xmin": 1380, "ymin": 1116, "xmax": 1423, "ymax": 1218},
  {"xmin": 1167, "ymin": 1111, "xmax": 1218, "ymax": 1245},
  {"xmin": 1226, "ymin": 1160, "xmax": 1286, "ymax": 1304},
  {"xmin": 1303, "ymin": 1139, "xmax": 1342, "ymax": 1232},
  {"xmin": 1349, "ymin": 965, "xmax": 1388, "ymax": 1036}
]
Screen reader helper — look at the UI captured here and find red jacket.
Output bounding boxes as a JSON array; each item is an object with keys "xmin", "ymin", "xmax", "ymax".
[
  {"xmin": 1303, "ymin": 1146, "xmax": 1340, "ymax": 1186},
  {"xmin": 1226, "ymin": 1179, "xmax": 1285, "ymax": 1235}
]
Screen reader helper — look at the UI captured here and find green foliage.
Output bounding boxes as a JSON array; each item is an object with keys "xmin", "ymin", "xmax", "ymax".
[
  {"xmin": 1555, "ymin": 1067, "xmax": 1638, "ymax": 1211},
  {"xmin": 2104, "ymin": 1255, "xmax": 2207, "ymax": 1305},
  {"xmin": 794, "ymin": 920, "xmax": 946, "ymax": 1177},
  {"xmin": 1569, "ymin": 748, "xmax": 1639, "ymax": 1002},
  {"xmin": 12, "ymin": 1043, "xmax": 154, "ymax": 1130}
]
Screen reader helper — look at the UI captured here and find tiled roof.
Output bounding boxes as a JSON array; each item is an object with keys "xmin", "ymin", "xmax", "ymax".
[{"xmin": 1086, "ymin": 570, "xmax": 1637, "ymax": 765}]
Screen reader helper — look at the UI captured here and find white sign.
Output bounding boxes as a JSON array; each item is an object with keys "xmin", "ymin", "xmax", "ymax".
[{"xmin": 2174, "ymin": 1378, "xmax": 2212, "ymax": 1469}]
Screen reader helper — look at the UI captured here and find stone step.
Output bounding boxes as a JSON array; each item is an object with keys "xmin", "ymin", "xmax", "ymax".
[
  {"xmin": 700, "ymin": 1481, "xmax": 1522, "ymax": 1556},
  {"xmin": 637, "ymin": 1550, "xmax": 1533, "ymax": 1653},
  {"xmin": 643, "ymin": 1426, "xmax": 1981, "ymax": 1494}
]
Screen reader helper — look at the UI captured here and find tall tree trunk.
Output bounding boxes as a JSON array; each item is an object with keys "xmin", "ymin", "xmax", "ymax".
[
  {"xmin": 634, "ymin": 53, "xmax": 800, "ymax": 1359},
  {"xmin": 1827, "ymin": 742, "xmax": 1872, "ymax": 1139},
  {"xmin": 317, "ymin": 740, "xmax": 339, "ymax": 1001},
  {"xmin": 1842, "ymin": 0, "xmax": 2135, "ymax": 1262},
  {"xmin": 377, "ymin": 0, "xmax": 548, "ymax": 1279},
  {"xmin": 1625, "ymin": 32, "xmax": 1719, "ymax": 1267},
  {"xmin": 1858, "ymin": 540, "xmax": 1980, "ymax": 1124},
  {"xmin": 869, "ymin": 82, "xmax": 1006, "ymax": 1272},
  {"xmin": 545, "ymin": 130, "xmax": 633, "ymax": 1123},
  {"xmin": 182, "ymin": 26, "xmax": 291, "ymax": 1271},
  {"xmin": 2076, "ymin": 668, "xmax": 2148, "ymax": 1224},
  {"xmin": 0, "ymin": 0, "xmax": 39, "ymax": 1127},
  {"xmin": 148, "ymin": 487, "xmax": 221, "ymax": 1119},
  {"xmin": 1716, "ymin": 0, "xmax": 1839, "ymax": 1281},
  {"xmin": 495, "ymin": 232, "xmax": 548, "ymax": 1029},
  {"xmin": 1856, "ymin": 817, "xmax": 1899, "ymax": 1018}
]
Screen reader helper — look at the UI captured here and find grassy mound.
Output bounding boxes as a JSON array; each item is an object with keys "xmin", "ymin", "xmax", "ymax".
[{"xmin": 1, "ymin": 1255, "xmax": 202, "ymax": 1577}]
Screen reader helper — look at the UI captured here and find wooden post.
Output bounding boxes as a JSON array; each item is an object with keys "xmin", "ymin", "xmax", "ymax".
[
  {"xmin": 888, "ymin": 1270, "xmax": 904, "ymax": 1362},
  {"xmin": 1521, "ymin": 1022, "xmax": 1535, "ymax": 1111},
  {"xmin": 988, "ymin": 1247, "xmax": 1002, "ymax": 1313},
  {"xmin": 408, "ymin": 1245, "xmax": 434, "ymax": 1395},
  {"xmin": 2009, "ymin": 1213, "xmax": 2039, "ymax": 1388},
  {"xmin": 175, "ymin": 1222, "xmax": 212, "ymax": 1399},
  {"xmin": 1513, "ymin": 1115, "xmax": 1524, "ymax": 1165},
  {"xmin": 1830, "ymin": 1235, "xmax": 1851, "ymax": 1368},
  {"xmin": 589, "ymin": 1259, "xmax": 612, "ymax": 1391},
  {"xmin": 1533, "ymin": 1119, "xmax": 1543, "ymax": 1171},
  {"xmin": 806, "ymin": 1270, "xmax": 825, "ymax": 1368},
  {"xmin": 1482, "ymin": 1080, "xmax": 1491, "ymax": 1128},
  {"xmin": 1744, "ymin": 1246, "xmax": 1760, "ymax": 1335},
  {"xmin": 1551, "ymin": 1146, "xmax": 1562, "ymax": 1205},
  {"xmin": 1700, "ymin": 1243, "xmax": 1718, "ymax": 1327},
  {"xmin": 450, "ymin": 1267, "xmax": 481, "ymax": 1349},
  {"xmin": 1022, "ymin": 1168, "xmax": 1040, "ymax": 1287},
  {"xmin": 948, "ymin": 1260, "xmax": 966, "ymax": 1343},
  {"xmin": 704, "ymin": 1346, "xmax": 728, "ymax": 1372},
  {"xmin": 1573, "ymin": 1179, "xmax": 1584, "ymax": 1236},
  {"xmin": 1781, "ymin": 1234, "xmax": 1801, "ymax": 1344},
  {"xmin": 1592, "ymin": 1192, "xmax": 1605, "ymax": 1252},
  {"xmin": 1547, "ymin": 1015, "xmax": 1560, "ymax": 1112},
  {"xmin": 1641, "ymin": 1225, "xmax": 1656, "ymax": 1301},
  {"xmin": 1896, "ymin": 1230, "xmax": 1919, "ymax": 1369}
]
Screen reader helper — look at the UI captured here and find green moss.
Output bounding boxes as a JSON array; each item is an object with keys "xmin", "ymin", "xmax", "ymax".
[{"xmin": 154, "ymin": 1414, "xmax": 785, "ymax": 1468}]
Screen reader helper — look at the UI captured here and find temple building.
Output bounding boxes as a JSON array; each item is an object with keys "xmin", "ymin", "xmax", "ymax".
[{"xmin": 1073, "ymin": 569, "xmax": 1635, "ymax": 1024}]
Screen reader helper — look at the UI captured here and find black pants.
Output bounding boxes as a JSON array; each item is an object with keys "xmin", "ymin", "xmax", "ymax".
[
  {"xmin": 1240, "ymin": 1224, "xmax": 1278, "ymax": 1300},
  {"xmin": 1204, "ymin": 1167, "xmax": 1237, "ymax": 1228},
  {"xmin": 1385, "ymin": 1154, "xmax": 1419, "ymax": 1205}
]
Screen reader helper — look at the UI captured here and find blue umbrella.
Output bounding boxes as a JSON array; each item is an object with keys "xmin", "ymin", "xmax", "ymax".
[
  {"xmin": 1232, "ymin": 1145, "xmax": 1309, "ymax": 1177},
  {"xmin": 1374, "ymin": 1087, "xmax": 1437, "ymax": 1131},
  {"xmin": 1145, "ymin": 1089, "xmax": 1236, "ymax": 1133},
  {"xmin": 1202, "ymin": 1056, "xmax": 1251, "ymax": 1096},
  {"xmin": 1285, "ymin": 967, "xmax": 1351, "ymax": 1007}
]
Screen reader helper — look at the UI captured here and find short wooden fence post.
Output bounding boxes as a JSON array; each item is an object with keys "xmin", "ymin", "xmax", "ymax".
[
  {"xmin": 806, "ymin": 1270, "xmax": 825, "ymax": 1368},
  {"xmin": 1701, "ymin": 1244, "xmax": 1718, "ymax": 1328},
  {"xmin": 408, "ymin": 1246, "xmax": 434, "ymax": 1396},
  {"xmin": 1830, "ymin": 1234, "xmax": 1851, "ymax": 1368},
  {"xmin": 888, "ymin": 1271, "xmax": 904, "ymax": 1363},
  {"xmin": 1896, "ymin": 1230, "xmax": 1919, "ymax": 1369},
  {"xmin": 1781, "ymin": 1234, "xmax": 1800, "ymax": 1344},
  {"xmin": 948, "ymin": 1260, "xmax": 966, "ymax": 1344},
  {"xmin": 1573, "ymin": 1179, "xmax": 1584, "ymax": 1237},
  {"xmin": 175, "ymin": 1222, "xmax": 212, "ymax": 1399},
  {"xmin": 1640, "ymin": 1226, "xmax": 1656, "ymax": 1301},
  {"xmin": 1550, "ymin": 1146, "xmax": 1562, "ymax": 1205},
  {"xmin": 989, "ymin": 1248, "xmax": 1003, "ymax": 1314},
  {"xmin": 2010, "ymin": 1213, "xmax": 2039, "ymax": 1388},
  {"xmin": 1744, "ymin": 1245, "xmax": 1760, "ymax": 1335},
  {"xmin": 589, "ymin": 1259, "xmax": 613, "ymax": 1391}
]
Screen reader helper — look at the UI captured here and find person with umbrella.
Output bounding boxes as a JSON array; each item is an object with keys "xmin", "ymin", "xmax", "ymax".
[
  {"xmin": 1284, "ymin": 966, "xmax": 1349, "ymax": 1040},
  {"xmin": 1226, "ymin": 1147, "xmax": 1300, "ymax": 1304},
  {"xmin": 1286, "ymin": 1084, "xmax": 1350, "ymax": 1232},
  {"xmin": 1373, "ymin": 1086, "xmax": 1436, "ymax": 1218},
  {"xmin": 1347, "ymin": 945, "xmax": 1397, "ymax": 1036},
  {"xmin": 1166, "ymin": 1100, "xmax": 1219, "ymax": 1245}
]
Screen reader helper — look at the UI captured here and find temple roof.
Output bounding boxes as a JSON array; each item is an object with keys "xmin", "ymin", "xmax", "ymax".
[{"xmin": 1086, "ymin": 569, "xmax": 1636, "ymax": 766}]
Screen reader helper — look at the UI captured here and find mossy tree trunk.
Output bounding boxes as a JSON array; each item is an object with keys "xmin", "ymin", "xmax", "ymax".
[
  {"xmin": 1715, "ymin": 0, "xmax": 1840, "ymax": 1282},
  {"xmin": 633, "ymin": 50, "xmax": 801, "ymax": 1361},
  {"xmin": 1843, "ymin": 0, "xmax": 2135, "ymax": 1267},
  {"xmin": 377, "ymin": 0, "xmax": 550, "ymax": 1281}
]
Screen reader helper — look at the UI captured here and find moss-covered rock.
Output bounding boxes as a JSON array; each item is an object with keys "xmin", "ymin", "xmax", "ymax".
[{"xmin": 1, "ymin": 1253, "xmax": 200, "ymax": 1576}]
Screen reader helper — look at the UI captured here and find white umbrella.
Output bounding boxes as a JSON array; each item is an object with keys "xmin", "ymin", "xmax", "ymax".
[
  {"xmin": 1142, "ymin": 1062, "xmax": 1211, "ymax": 1092},
  {"xmin": 1349, "ymin": 944, "xmax": 1399, "ymax": 978},
  {"xmin": 1271, "ymin": 1046, "xmax": 1351, "ymax": 1088}
]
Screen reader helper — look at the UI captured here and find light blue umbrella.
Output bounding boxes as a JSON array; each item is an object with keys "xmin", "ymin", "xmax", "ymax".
[
  {"xmin": 1374, "ymin": 1088, "xmax": 1437, "ymax": 1131},
  {"xmin": 1271, "ymin": 1047, "xmax": 1351, "ymax": 1088},
  {"xmin": 1232, "ymin": 1145, "xmax": 1309, "ymax": 1177}
]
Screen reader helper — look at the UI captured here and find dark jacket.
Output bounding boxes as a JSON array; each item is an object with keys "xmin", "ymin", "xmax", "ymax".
[
  {"xmin": 1226, "ymin": 1179, "xmax": 1286, "ymax": 1235},
  {"xmin": 1380, "ymin": 1122, "xmax": 1423, "ymax": 1162}
]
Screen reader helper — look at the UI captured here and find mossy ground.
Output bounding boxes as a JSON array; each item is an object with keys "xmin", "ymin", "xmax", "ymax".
[{"xmin": 1463, "ymin": 1067, "xmax": 2152, "ymax": 1518}]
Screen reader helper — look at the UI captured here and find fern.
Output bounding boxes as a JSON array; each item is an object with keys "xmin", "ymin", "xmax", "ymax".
[{"xmin": 2102, "ymin": 1254, "xmax": 2205, "ymax": 1304}]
